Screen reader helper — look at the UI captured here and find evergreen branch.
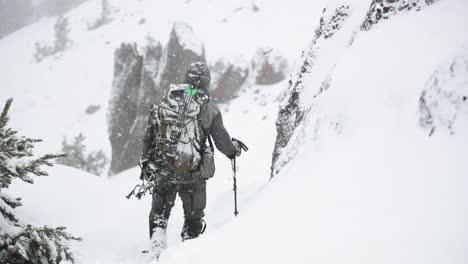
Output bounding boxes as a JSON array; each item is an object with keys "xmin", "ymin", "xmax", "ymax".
[
  {"xmin": 0, "ymin": 225, "xmax": 82, "ymax": 264},
  {"xmin": 0, "ymin": 193, "xmax": 22, "ymax": 208},
  {"xmin": 15, "ymin": 153, "xmax": 66, "ymax": 183},
  {"xmin": 0, "ymin": 98, "xmax": 81, "ymax": 263},
  {"xmin": 0, "ymin": 203, "xmax": 20, "ymax": 225},
  {"xmin": 0, "ymin": 98, "xmax": 13, "ymax": 129}
]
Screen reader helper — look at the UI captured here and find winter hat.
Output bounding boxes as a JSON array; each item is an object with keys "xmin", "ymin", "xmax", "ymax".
[{"xmin": 185, "ymin": 62, "xmax": 211, "ymax": 91}]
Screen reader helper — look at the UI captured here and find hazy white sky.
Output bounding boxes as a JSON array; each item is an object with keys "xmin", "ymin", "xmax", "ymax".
[{"xmin": 32, "ymin": 0, "xmax": 45, "ymax": 5}]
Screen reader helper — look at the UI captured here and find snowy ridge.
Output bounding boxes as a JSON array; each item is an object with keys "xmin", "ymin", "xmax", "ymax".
[
  {"xmin": 272, "ymin": 0, "xmax": 468, "ymax": 176},
  {"xmin": 272, "ymin": 0, "xmax": 362, "ymax": 176}
]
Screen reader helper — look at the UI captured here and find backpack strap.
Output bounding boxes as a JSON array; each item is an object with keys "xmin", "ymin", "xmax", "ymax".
[
  {"xmin": 207, "ymin": 134, "xmax": 214, "ymax": 150},
  {"xmin": 198, "ymin": 103, "xmax": 213, "ymax": 151}
]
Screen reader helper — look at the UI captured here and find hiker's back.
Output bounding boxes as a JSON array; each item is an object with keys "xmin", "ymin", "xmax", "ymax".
[{"xmin": 156, "ymin": 84, "xmax": 205, "ymax": 174}]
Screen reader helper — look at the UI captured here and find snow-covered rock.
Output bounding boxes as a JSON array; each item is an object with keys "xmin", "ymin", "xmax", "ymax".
[
  {"xmin": 361, "ymin": 0, "xmax": 438, "ymax": 31},
  {"xmin": 137, "ymin": 37, "xmax": 164, "ymax": 120},
  {"xmin": 209, "ymin": 58, "xmax": 249, "ymax": 102},
  {"xmin": 110, "ymin": 39, "xmax": 164, "ymax": 177},
  {"xmin": 252, "ymin": 47, "xmax": 289, "ymax": 85},
  {"xmin": 157, "ymin": 21, "xmax": 207, "ymax": 91},
  {"xmin": 108, "ymin": 43, "xmax": 143, "ymax": 175},
  {"xmin": 271, "ymin": 3, "xmax": 351, "ymax": 177},
  {"xmin": 418, "ymin": 47, "xmax": 468, "ymax": 136},
  {"xmin": 272, "ymin": 0, "xmax": 466, "ymax": 177}
]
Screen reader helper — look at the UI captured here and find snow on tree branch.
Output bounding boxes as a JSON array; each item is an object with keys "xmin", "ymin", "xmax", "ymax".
[{"xmin": 0, "ymin": 98, "xmax": 80, "ymax": 264}]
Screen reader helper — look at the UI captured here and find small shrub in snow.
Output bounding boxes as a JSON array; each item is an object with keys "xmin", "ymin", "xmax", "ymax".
[
  {"xmin": 0, "ymin": 98, "xmax": 81, "ymax": 264},
  {"xmin": 34, "ymin": 16, "xmax": 71, "ymax": 62},
  {"xmin": 53, "ymin": 16, "xmax": 71, "ymax": 52},
  {"xmin": 56, "ymin": 133, "xmax": 109, "ymax": 176},
  {"xmin": 87, "ymin": 0, "xmax": 112, "ymax": 30},
  {"xmin": 33, "ymin": 43, "xmax": 55, "ymax": 62}
]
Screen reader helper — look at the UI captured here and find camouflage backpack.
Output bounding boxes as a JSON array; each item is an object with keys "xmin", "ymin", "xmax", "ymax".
[{"xmin": 152, "ymin": 83, "xmax": 214, "ymax": 183}]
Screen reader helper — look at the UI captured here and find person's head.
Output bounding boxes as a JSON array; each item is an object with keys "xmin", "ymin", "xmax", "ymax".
[{"xmin": 185, "ymin": 62, "xmax": 211, "ymax": 91}]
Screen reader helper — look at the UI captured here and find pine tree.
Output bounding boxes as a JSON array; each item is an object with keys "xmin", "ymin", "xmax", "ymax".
[
  {"xmin": 33, "ymin": 15, "xmax": 71, "ymax": 62},
  {"xmin": 53, "ymin": 15, "xmax": 71, "ymax": 52},
  {"xmin": 56, "ymin": 133, "xmax": 109, "ymax": 176},
  {"xmin": 87, "ymin": 0, "xmax": 112, "ymax": 30},
  {"xmin": 0, "ymin": 98, "xmax": 81, "ymax": 264},
  {"xmin": 101, "ymin": 0, "xmax": 111, "ymax": 24}
]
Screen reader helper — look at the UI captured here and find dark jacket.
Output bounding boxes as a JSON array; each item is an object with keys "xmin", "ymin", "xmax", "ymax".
[{"xmin": 142, "ymin": 101, "xmax": 236, "ymax": 161}]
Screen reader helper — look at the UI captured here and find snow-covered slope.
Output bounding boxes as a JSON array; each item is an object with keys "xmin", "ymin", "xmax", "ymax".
[
  {"xmin": 161, "ymin": 0, "xmax": 468, "ymax": 263},
  {"xmin": 5, "ymin": 80, "xmax": 284, "ymax": 263}
]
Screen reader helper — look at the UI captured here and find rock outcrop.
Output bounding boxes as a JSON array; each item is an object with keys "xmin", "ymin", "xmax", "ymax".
[
  {"xmin": 210, "ymin": 58, "xmax": 249, "ymax": 102},
  {"xmin": 419, "ymin": 48, "xmax": 468, "ymax": 136},
  {"xmin": 271, "ymin": 0, "xmax": 464, "ymax": 179},
  {"xmin": 158, "ymin": 21, "xmax": 207, "ymax": 91},
  {"xmin": 252, "ymin": 47, "xmax": 288, "ymax": 85},
  {"xmin": 107, "ymin": 43, "xmax": 143, "ymax": 175},
  {"xmin": 361, "ymin": 0, "xmax": 438, "ymax": 31},
  {"xmin": 271, "ymin": 5, "xmax": 350, "ymax": 178}
]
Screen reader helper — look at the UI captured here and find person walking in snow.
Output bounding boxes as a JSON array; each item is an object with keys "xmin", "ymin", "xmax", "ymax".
[{"xmin": 139, "ymin": 62, "xmax": 246, "ymax": 258}]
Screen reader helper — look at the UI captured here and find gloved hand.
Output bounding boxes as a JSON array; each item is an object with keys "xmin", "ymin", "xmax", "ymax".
[
  {"xmin": 139, "ymin": 158, "xmax": 149, "ymax": 180},
  {"xmin": 228, "ymin": 138, "xmax": 248, "ymax": 159},
  {"xmin": 140, "ymin": 158, "xmax": 157, "ymax": 182}
]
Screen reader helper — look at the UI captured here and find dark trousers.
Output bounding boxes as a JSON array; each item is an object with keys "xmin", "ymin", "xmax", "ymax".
[{"xmin": 149, "ymin": 179, "xmax": 206, "ymax": 239}]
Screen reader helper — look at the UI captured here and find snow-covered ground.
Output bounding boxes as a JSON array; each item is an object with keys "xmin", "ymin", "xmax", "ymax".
[
  {"xmin": 6, "ymin": 81, "xmax": 284, "ymax": 263},
  {"xmin": 2, "ymin": 0, "xmax": 468, "ymax": 263}
]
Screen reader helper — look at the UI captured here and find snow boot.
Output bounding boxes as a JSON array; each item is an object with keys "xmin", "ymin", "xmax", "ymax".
[
  {"xmin": 150, "ymin": 226, "xmax": 167, "ymax": 261},
  {"xmin": 181, "ymin": 218, "xmax": 206, "ymax": 241}
]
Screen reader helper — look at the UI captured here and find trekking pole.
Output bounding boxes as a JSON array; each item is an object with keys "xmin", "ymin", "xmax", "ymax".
[
  {"xmin": 230, "ymin": 138, "xmax": 248, "ymax": 217},
  {"xmin": 231, "ymin": 157, "xmax": 239, "ymax": 217}
]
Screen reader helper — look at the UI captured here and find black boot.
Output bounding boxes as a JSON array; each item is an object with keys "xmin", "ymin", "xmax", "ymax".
[
  {"xmin": 149, "ymin": 213, "xmax": 168, "ymax": 239},
  {"xmin": 181, "ymin": 218, "xmax": 206, "ymax": 241}
]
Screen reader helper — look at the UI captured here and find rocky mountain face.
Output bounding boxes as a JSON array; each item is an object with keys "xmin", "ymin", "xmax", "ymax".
[
  {"xmin": 271, "ymin": 4, "xmax": 350, "ymax": 178},
  {"xmin": 360, "ymin": 0, "xmax": 438, "ymax": 31},
  {"xmin": 209, "ymin": 58, "xmax": 249, "ymax": 102},
  {"xmin": 270, "ymin": 0, "xmax": 442, "ymax": 178},
  {"xmin": 252, "ymin": 47, "xmax": 289, "ymax": 85},
  {"xmin": 209, "ymin": 48, "xmax": 289, "ymax": 102},
  {"xmin": 108, "ymin": 43, "xmax": 143, "ymax": 176}
]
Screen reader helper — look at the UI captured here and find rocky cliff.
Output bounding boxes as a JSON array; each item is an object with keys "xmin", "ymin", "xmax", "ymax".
[{"xmin": 270, "ymin": 0, "xmax": 450, "ymax": 178}]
